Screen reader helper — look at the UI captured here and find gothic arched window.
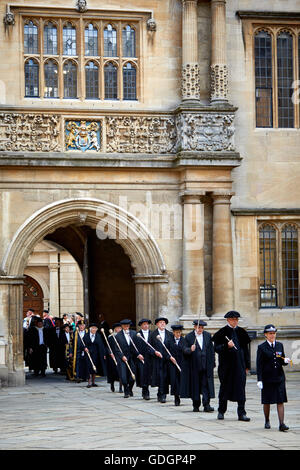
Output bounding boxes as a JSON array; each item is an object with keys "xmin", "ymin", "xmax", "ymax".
[{"xmin": 25, "ymin": 58, "xmax": 39, "ymax": 97}]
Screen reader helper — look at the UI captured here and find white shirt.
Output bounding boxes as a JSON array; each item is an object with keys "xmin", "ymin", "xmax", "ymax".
[
  {"xmin": 195, "ymin": 332, "xmax": 203, "ymax": 349},
  {"xmin": 123, "ymin": 330, "xmax": 131, "ymax": 345},
  {"xmin": 141, "ymin": 329, "xmax": 149, "ymax": 342},
  {"xmin": 37, "ymin": 327, "xmax": 44, "ymax": 345},
  {"xmin": 65, "ymin": 332, "xmax": 70, "ymax": 343},
  {"xmin": 90, "ymin": 333, "xmax": 95, "ymax": 343},
  {"xmin": 79, "ymin": 330, "xmax": 85, "ymax": 339},
  {"xmin": 158, "ymin": 329, "xmax": 165, "ymax": 343},
  {"xmin": 267, "ymin": 340, "xmax": 275, "ymax": 348}
]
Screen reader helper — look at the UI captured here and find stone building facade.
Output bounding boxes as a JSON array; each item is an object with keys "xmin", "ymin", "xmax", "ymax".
[{"xmin": 0, "ymin": 0, "xmax": 300, "ymax": 386}]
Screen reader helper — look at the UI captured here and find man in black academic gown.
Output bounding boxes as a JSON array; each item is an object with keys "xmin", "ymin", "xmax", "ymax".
[
  {"xmin": 26, "ymin": 317, "xmax": 50, "ymax": 376},
  {"xmin": 181, "ymin": 320, "xmax": 215, "ymax": 412},
  {"xmin": 169, "ymin": 324, "xmax": 185, "ymax": 406},
  {"xmin": 149, "ymin": 317, "xmax": 173, "ymax": 403},
  {"xmin": 48, "ymin": 317, "xmax": 63, "ymax": 374},
  {"xmin": 212, "ymin": 311, "xmax": 251, "ymax": 421},
  {"xmin": 80, "ymin": 323, "xmax": 107, "ymax": 388},
  {"xmin": 135, "ymin": 318, "xmax": 153, "ymax": 400},
  {"xmin": 106, "ymin": 322, "xmax": 123, "ymax": 393},
  {"xmin": 72, "ymin": 320, "xmax": 88, "ymax": 383},
  {"xmin": 112, "ymin": 319, "xmax": 142, "ymax": 398}
]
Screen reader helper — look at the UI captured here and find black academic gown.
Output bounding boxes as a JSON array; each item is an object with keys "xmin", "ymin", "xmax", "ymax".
[
  {"xmin": 181, "ymin": 330, "xmax": 215, "ymax": 401},
  {"xmin": 26, "ymin": 326, "xmax": 50, "ymax": 374},
  {"xmin": 113, "ymin": 330, "xmax": 138, "ymax": 387},
  {"xmin": 134, "ymin": 330, "xmax": 153, "ymax": 389},
  {"xmin": 48, "ymin": 326, "xmax": 63, "ymax": 372},
  {"xmin": 80, "ymin": 331, "xmax": 107, "ymax": 376},
  {"xmin": 149, "ymin": 328, "xmax": 173, "ymax": 395},
  {"xmin": 212, "ymin": 325, "xmax": 251, "ymax": 403},
  {"xmin": 256, "ymin": 340, "xmax": 288, "ymax": 404},
  {"xmin": 72, "ymin": 329, "xmax": 89, "ymax": 381},
  {"xmin": 106, "ymin": 334, "xmax": 121, "ymax": 385},
  {"xmin": 169, "ymin": 336, "xmax": 184, "ymax": 396}
]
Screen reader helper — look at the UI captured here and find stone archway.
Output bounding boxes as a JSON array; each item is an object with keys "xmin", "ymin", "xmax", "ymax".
[{"xmin": 0, "ymin": 198, "xmax": 168, "ymax": 386}]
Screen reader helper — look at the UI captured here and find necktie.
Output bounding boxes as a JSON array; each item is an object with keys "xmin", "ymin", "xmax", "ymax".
[{"xmin": 232, "ymin": 328, "xmax": 239, "ymax": 349}]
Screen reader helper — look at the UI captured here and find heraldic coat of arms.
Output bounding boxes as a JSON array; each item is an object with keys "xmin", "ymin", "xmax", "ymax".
[{"xmin": 65, "ymin": 120, "xmax": 101, "ymax": 152}]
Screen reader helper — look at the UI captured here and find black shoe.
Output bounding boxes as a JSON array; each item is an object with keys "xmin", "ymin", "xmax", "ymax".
[
  {"xmin": 111, "ymin": 383, "xmax": 115, "ymax": 392},
  {"xmin": 87, "ymin": 384, "xmax": 92, "ymax": 388},
  {"xmin": 217, "ymin": 412, "xmax": 224, "ymax": 420},
  {"xmin": 143, "ymin": 393, "xmax": 150, "ymax": 400},
  {"xmin": 203, "ymin": 405, "xmax": 214, "ymax": 412},
  {"xmin": 238, "ymin": 414, "xmax": 250, "ymax": 422},
  {"xmin": 92, "ymin": 383, "xmax": 98, "ymax": 387},
  {"xmin": 193, "ymin": 407, "xmax": 200, "ymax": 412},
  {"xmin": 279, "ymin": 423, "xmax": 289, "ymax": 432},
  {"xmin": 265, "ymin": 421, "xmax": 271, "ymax": 429},
  {"xmin": 174, "ymin": 396, "xmax": 180, "ymax": 406},
  {"xmin": 160, "ymin": 395, "xmax": 167, "ymax": 403},
  {"xmin": 124, "ymin": 392, "xmax": 130, "ymax": 398}
]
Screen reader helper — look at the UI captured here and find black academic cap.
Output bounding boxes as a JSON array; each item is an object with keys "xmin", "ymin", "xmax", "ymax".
[
  {"xmin": 112, "ymin": 322, "xmax": 121, "ymax": 329},
  {"xmin": 120, "ymin": 319, "xmax": 132, "ymax": 325},
  {"xmin": 138, "ymin": 318, "xmax": 152, "ymax": 326},
  {"xmin": 224, "ymin": 310, "xmax": 241, "ymax": 318},
  {"xmin": 192, "ymin": 319, "xmax": 207, "ymax": 326},
  {"xmin": 155, "ymin": 317, "xmax": 169, "ymax": 325},
  {"xmin": 88, "ymin": 323, "xmax": 98, "ymax": 328},
  {"xmin": 171, "ymin": 324, "xmax": 184, "ymax": 330}
]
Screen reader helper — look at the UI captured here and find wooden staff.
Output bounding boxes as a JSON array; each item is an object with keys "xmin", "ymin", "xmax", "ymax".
[
  {"xmin": 136, "ymin": 333, "xmax": 161, "ymax": 358},
  {"xmin": 129, "ymin": 336, "xmax": 144, "ymax": 364},
  {"xmin": 80, "ymin": 335, "xmax": 97, "ymax": 372},
  {"xmin": 156, "ymin": 335, "xmax": 181, "ymax": 372},
  {"xmin": 101, "ymin": 328, "xmax": 118, "ymax": 366},
  {"xmin": 109, "ymin": 330, "xmax": 136, "ymax": 381},
  {"xmin": 193, "ymin": 305, "xmax": 203, "ymax": 345}
]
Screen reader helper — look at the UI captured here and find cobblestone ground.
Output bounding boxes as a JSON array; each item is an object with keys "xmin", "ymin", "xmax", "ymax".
[{"xmin": 0, "ymin": 371, "xmax": 299, "ymax": 450}]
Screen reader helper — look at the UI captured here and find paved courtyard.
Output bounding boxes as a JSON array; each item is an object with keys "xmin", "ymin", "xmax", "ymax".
[{"xmin": 0, "ymin": 371, "xmax": 299, "ymax": 451}]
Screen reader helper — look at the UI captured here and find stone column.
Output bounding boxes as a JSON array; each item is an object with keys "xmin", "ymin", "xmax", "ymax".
[
  {"xmin": 181, "ymin": 0, "xmax": 200, "ymax": 102},
  {"xmin": 0, "ymin": 276, "xmax": 25, "ymax": 386},
  {"xmin": 133, "ymin": 274, "xmax": 168, "ymax": 326},
  {"xmin": 49, "ymin": 260, "xmax": 59, "ymax": 318},
  {"xmin": 212, "ymin": 191, "xmax": 234, "ymax": 314},
  {"xmin": 210, "ymin": 0, "xmax": 228, "ymax": 103},
  {"xmin": 180, "ymin": 191, "xmax": 206, "ymax": 320}
]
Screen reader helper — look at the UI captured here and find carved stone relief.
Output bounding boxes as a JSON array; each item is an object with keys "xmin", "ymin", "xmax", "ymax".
[
  {"xmin": 105, "ymin": 116, "xmax": 177, "ymax": 154},
  {"xmin": 176, "ymin": 112, "xmax": 235, "ymax": 152},
  {"xmin": 0, "ymin": 113, "xmax": 61, "ymax": 152},
  {"xmin": 181, "ymin": 63, "xmax": 200, "ymax": 101},
  {"xmin": 210, "ymin": 64, "xmax": 228, "ymax": 101}
]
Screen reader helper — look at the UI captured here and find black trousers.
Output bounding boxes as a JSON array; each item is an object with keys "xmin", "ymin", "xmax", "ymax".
[
  {"xmin": 218, "ymin": 398, "xmax": 246, "ymax": 416},
  {"xmin": 192, "ymin": 370, "xmax": 210, "ymax": 408}
]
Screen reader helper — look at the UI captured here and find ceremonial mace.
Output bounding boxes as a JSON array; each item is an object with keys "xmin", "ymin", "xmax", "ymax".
[
  {"xmin": 193, "ymin": 305, "xmax": 203, "ymax": 346},
  {"xmin": 225, "ymin": 336, "xmax": 238, "ymax": 350},
  {"xmin": 101, "ymin": 328, "xmax": 118, "ymax": 366},
  {"xmin": 156, "ymin": 335, "xmax": 181, "ymax": 372},
  {"xmin": 136, "ymin": 333, "xmax": 160, "ymax": 356},
  {"xmin": 80, "ymin": 335, "xmax": 97, "ymax": 372},
  {"xmin": 129, "ymin": 336, "xmax": 144, "ymax": 364},
  {"xmin": 109, "ymin": 329, "xmax": 136, "ymax": 381}
]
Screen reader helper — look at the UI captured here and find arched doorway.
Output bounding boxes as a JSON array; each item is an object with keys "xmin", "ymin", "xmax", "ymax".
[
  {"xmin": 1, "ymin": 198, "xmax": 168, "ymax": 385},
  {"xmin": 23, "ymin": 275, "xmax": 44, "ymax": 318}
]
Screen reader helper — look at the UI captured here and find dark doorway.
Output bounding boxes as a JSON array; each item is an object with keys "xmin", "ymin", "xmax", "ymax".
[{"xmin": 44, "ymin": 225, "xmax": 136, "ymax": 329}]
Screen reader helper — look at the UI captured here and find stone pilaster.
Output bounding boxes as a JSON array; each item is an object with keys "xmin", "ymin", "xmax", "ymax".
[
  {"xmin": 211, "ymin": 191, "xmax": 234, "ymax": 315},
  {"xmin": 180, "ymin": 191, "xmax": 206, "ymax": 321},
  {"xmin": 210, "ymin": 0, "xmax": 228, "ymax": 103},
  {"xmin": 49, "ymin": 260, "xmax": 60, "ymax": 318},
  {"xmin": 181, "ymin": 0, "xmax": 200, "ymax": 102}
]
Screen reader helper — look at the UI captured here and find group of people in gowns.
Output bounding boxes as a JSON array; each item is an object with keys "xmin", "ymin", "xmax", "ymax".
[{"xmin": 24, "ymin": 308, "xmax": 291, "ymax": 432}]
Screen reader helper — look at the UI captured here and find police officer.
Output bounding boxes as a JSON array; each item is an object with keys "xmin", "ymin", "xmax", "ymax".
[{"xmin": 256, "ymin": 324, "xmax": 290, "ymax": 431}]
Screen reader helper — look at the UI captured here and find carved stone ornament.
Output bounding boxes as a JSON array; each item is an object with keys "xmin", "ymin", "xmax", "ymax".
[
  {"xmin": 211, "ymin": 64, "xmax": 228, "ymax": 101},
  {"xmin": 65, "ymin": 120, "xmax": 101, "ymax": 152},
  {"xmin": 0, "ymin": 113, "xmax": 61, "ymax": 152},
  {"xmin": 76, "ymin": 0, "xmax": 87, "ymax": 13},
  {"xmin": 182, "ymin": 63, "xmax": 200, "ymax": 101},
  {"xmin": 146, "ymin": 18, "xmax": 157, "ymax": 32},
  {"xmin": 3, "ymin": 5, "xmax": 15, "ymax": 29},
  {"xmin": 176, "ymin": 112, "xmax": 235, "ymax": 152},
  {"xmin": 105, "ymin": 116, "xmax": 176, "ymax": 154}
]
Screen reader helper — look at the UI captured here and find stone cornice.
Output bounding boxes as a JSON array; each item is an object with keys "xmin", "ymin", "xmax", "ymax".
[
  {"xmin": 232, "ymin": 208, "xmax": 300, "ymax": 216},
  {"xmin": 237, "ymin": 11, "xmax": 300, "ymax": 20}
]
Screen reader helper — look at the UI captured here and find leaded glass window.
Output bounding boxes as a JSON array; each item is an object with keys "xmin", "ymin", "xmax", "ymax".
[
  {"xmin": 44, "ymin": 60, "xmax": 58, "ymax": 98},
  {"xmin": 122, "ymin": 26, "xmax": 136, "ymax": 57},
  {"xmin": 104, "ymin": 25, "xmax": 117, "ymax": 57},
  {"xmin": 63, "ymin": 60, "xmax": 77, "ymax": 98},
  {"xmin": 85, "ymin": 61, "xmax": 99, "ymax": 99},
  {"xmin": 255, "ymin": 31, "xmax": 273, "ymax": 128},
  {"xmin": 259, "ymin": 225, "xmax": 277, "ymax": 307},
  {"xmin": 44, "ymin": 22, "xmax": 57, "ymax": 55},
  {"xmin": 104, "ymin": 62, "xmax": 118, "ymax": 99},
  {"xmin": 63, "ymin": 23, "xmax": 77, "ymax": 56},
  {"xmin": 25, "ymin": 59, "xmax": 39, "ymax": 97},
  {"xmin": 277, "ymin": 32, "xmax": 294, "ymax": 128},
  {"xmin": 85, "ymin": 24, "xmax": 98, "ymax": 56},
  {"xmin": 24, "ymin": 21, "xmax": 38, "ymax": 54},
  {"xmin": 282, "ymin": 225, "xmax": 299, "ymax": 307},
  {"xmin": 123, "ymin": 63, "xmax": 136, "ymax": 100}
]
